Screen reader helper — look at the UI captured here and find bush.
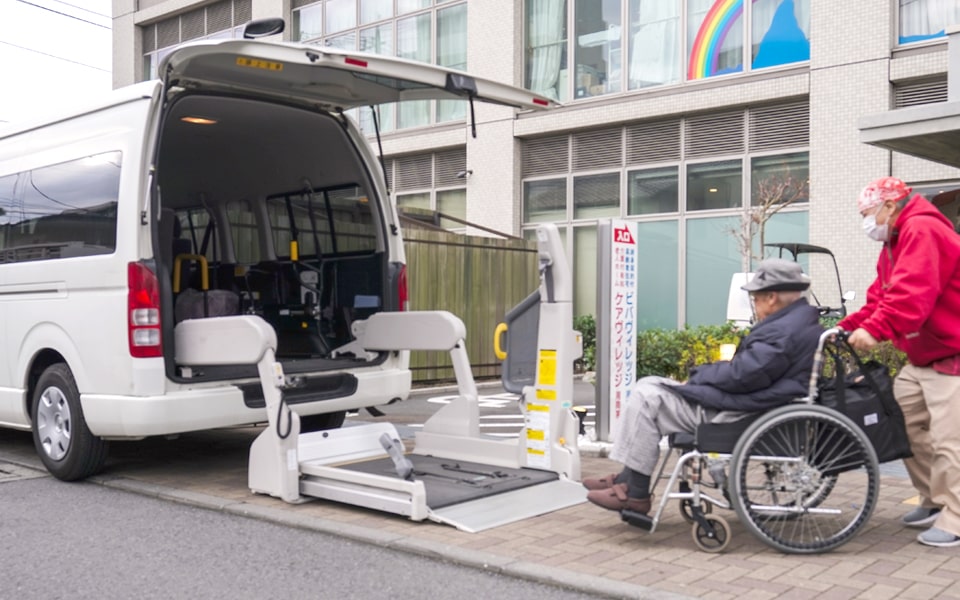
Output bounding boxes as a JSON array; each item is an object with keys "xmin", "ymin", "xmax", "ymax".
[
  {"xmin": 576, "ymin": 314, "xmax": 907, "ymax": 382},
  {"xmin": 573, "ymin": 314, "xmax": 596, "ymax": 372}
]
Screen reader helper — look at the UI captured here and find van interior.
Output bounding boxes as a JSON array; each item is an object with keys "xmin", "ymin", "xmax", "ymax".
[{"xmin": 154, "ymin": 94, "xmax": 393, "ymax": 385}]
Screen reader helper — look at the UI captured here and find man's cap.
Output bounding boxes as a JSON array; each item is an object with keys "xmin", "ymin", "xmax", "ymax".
[
  {"xmin": 742, "ymin": 258, "xmax": 811, "ymax": 292},
  {"xmin": 858, "ymin": 176, "xmax": 912, "ymax": 212}
]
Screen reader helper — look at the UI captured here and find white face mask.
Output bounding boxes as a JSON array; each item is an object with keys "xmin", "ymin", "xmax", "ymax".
[{"xmin": 862, "ymin": 213, "xmax": 890, "ymax": 242}]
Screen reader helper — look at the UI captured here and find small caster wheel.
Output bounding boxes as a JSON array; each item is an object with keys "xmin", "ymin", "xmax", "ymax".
[{"xmin": 692, "ymin": 514, "xmax": 731, "ymax": 553}]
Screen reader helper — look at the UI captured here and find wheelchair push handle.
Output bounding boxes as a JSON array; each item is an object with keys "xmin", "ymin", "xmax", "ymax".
[{"xmin": 807, "ymin": 327, "xmax": 847, "ymax": 401}]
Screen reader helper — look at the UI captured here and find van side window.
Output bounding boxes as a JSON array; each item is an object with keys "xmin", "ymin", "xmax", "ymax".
[
  {"xmin": 226, "ymin": 199, "xmax": 261, "ymax": 264},
  {"xmin": 0, "ymin": 151, "xmax": 121, "ymax": 263},
  {"xmin": 267, "ymin": 185, "xmax": 376, "ymax": 258}
]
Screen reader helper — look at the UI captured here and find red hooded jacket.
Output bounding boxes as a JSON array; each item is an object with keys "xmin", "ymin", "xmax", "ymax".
[{"xmin": 839, "ymin": 194, "xmax": 960, "ymax": 366}]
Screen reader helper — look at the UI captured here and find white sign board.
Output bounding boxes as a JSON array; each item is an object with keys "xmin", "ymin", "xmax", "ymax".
[{"xmin": 605, "ymin": 220, "xmax": 638, "ymax": 441}]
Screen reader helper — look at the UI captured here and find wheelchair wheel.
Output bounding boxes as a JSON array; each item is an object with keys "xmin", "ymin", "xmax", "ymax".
[
  {"xmin": 728, "ymin": 404, "xmax": 879, "ymax": 554},
  {"xmin": 692, "ymin": 514, "xmax": 731, "ymax": 553}
]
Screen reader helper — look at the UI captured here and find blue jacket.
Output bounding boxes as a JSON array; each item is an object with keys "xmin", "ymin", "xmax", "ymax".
[{"xmin": 672, "ymin": 298, "xmax": 824, "ymax": 412}]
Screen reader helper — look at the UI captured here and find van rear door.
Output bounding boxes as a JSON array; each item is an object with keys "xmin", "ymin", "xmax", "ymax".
[{"xmin": 159, "ymin": 40, "xmax": 559, "ymax": 111}]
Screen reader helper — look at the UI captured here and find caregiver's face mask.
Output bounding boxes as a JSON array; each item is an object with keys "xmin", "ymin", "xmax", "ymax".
[{"xmin": 862, "ymin": 207, "xmax": 890, "ymax": 242}]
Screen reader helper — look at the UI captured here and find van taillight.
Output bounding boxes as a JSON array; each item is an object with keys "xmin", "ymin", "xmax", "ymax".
[
  {"xmin": 128, "ymin": 262, "xmax": 162, "ymax": 358},
  {"xmin": 397, "ymin": 264, "xmax": 408, "ymax": 311}
]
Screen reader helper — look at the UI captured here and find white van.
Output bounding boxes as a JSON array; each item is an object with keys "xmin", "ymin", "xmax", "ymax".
[{"xmin": 0, "ymin": 27, "xmax": 554, "ymax": 481}]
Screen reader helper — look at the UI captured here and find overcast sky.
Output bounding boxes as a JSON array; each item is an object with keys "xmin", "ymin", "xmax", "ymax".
[{"xmin": 0, "ymin": 0, "xmax": 112, "ymax": 124}]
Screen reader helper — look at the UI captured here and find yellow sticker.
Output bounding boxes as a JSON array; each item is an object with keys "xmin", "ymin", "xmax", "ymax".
[
  {"xmin": 236, "ymin": 57, "xmax": 284, "ymax": 71},
  {"xmin": 527, "ymin": 448, "xmax": 545, "ymax": 456},
  {"xmin": 527, "ymin": 402, "xmax": 550, "ymax": 412},
  {"xmin": 535, "ymin": 389, "xmax": 556, "ymax": 401},
  {"xmin": 537, "ymin": 349, "xmax": 557, "ymax": 386},
  {"xmin": 526, "ymin": 429, "xmax": 545, "ymax": 441}
]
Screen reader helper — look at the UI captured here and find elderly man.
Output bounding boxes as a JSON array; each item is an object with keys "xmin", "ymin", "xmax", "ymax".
[
  {"xmin": 586, "ymin": 258, "xmax": 824, "ymax": 515},
  {"xmin": 841, "ymin": 176, "xmax": 960, "ymax": 548}
]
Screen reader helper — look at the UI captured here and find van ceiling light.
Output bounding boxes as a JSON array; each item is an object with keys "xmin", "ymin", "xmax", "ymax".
[
  {"xmin": 181, "ymin": 116, "xmax": 217, "ymax": 125},
  {"xmin": 708, "ymin": 188, "xmax": 719, "ymax": 193}
]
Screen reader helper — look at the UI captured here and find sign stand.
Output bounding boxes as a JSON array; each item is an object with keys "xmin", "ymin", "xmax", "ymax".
[{"xmin": 595, "ymin": 219, "xmax": 639, "ymax": 443}]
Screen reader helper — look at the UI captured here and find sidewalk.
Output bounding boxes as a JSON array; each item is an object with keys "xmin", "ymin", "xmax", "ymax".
[{"xmin": 0, "ymin": 423, "xmax": 955, "ymax": 600}]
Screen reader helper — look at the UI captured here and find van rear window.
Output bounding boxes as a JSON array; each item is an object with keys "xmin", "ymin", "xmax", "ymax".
[
  {"xmin": 0, "ymin": 151, "xmax": 121, "ymax": 263},
  {"xmin": 268, "ymin": 185, "xmax": 376, "ymax": 258}
]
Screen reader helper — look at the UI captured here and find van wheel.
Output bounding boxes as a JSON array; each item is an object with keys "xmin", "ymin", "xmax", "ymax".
[
  {"xmin": 299, "ymin": 411, "xmax": 346, "ymax": 433},
  {"xmin": 31, "ymin": 364, "xmax": 109, "ymax": 481}
]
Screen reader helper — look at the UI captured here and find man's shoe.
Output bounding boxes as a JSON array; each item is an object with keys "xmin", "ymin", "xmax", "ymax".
[
  {"xmin": 902, "ymin": 506, "xmax": 941, "ymax": 528},
  {"xmin": 917, "ymin": 527, "xmax": 960, "ymax": 548},
  {"xmin": 582, "ymin": 472, "xmax": 622, "ymax": 491},
  {"xmin": 586, "ymin": 483, "xmax": 651, "ymax": 514}
]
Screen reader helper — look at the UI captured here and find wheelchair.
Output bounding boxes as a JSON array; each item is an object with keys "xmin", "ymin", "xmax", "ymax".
[{"xmin": 620, "ymin": 328, "xmax": 881, "ymax": 554}]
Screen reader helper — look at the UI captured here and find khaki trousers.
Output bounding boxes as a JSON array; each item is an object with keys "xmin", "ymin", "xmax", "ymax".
[{"xmin": 894, "ymin": 363, "xmax": 960, "ymax": 536}]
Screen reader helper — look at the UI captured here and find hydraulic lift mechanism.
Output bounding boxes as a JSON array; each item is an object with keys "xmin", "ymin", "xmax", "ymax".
[{"xmin": 174, "ymin": 224, "xmax": 585, "ymax": 532}]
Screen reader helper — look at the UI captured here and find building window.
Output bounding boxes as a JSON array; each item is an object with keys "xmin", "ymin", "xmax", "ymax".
[
  {"xmin": 628, "ymin": 167, "xmax": 679, "ymax": 215},
  {"xmin": 629, "ymin": 0, "xmax": 681, "ymax": 89},
  {"xmin": 141, "ymin": 0, "xmax": 249, "ymax": 81},
  {"xmin": 524, "ymin": 0, "xmax": 809, "ymax": 98},
  {"xmin": 390, "ymin": 149, "xmax": 468, "ymax": 231},
  {"xmin": 521, "ymin": 102, "xmax": 809, "ymax": 324},
  {"xmin": 687, "ymin": 160, "xmax": 742, "ymax": 211},
  {"xmin": 899, "ymin": 0, "xmax": 960, "ymax": 45},
  {"xmin": 292, "ymin": 0, "xmax": 468, "ymax": 132}
]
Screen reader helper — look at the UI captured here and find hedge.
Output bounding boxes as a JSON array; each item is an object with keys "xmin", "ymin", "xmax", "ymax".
[{"xmin": 573, "ymin": 314, "xmax": 907, "ymax": 381}]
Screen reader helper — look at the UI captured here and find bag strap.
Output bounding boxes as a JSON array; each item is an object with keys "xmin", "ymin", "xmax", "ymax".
[{"xmin": 824, "ymin": 344, "xmax": 849, "ymax": 413}]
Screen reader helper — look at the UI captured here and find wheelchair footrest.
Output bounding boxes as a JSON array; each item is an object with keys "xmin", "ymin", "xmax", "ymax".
[{"xmin": 621, "ymin": 509, "xmax": 654, "ymax": 531}]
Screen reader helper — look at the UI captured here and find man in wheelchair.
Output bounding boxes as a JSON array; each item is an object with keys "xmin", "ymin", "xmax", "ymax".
[{"xmin": 586, "ymin": 258, "xmax": 824, "ymax": 516}]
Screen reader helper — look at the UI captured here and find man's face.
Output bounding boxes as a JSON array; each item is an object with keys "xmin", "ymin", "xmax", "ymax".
[
  {"xmin": 860, "ymin": 200, "xmax": 896, "ymax": 225},
  {"xmin": 749, "ymin": 291, "xmax": 778, "ymax": 322}
]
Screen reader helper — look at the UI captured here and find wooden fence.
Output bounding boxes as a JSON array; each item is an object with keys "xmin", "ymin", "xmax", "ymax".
[{"xmin": 400, "ymin": 212, "xmax": 538, "ymax": 383}]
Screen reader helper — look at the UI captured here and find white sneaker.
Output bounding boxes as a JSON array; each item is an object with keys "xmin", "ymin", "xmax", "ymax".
[{"xmin": 902, "ymin": 507, "xmax": 941, "ymax": 528}]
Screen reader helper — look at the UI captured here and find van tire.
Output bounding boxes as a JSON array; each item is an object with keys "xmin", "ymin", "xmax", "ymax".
[
  {"xmin": 31, "ymin": 364, "xmax": 109, "ymax": 481},
  {"xmin": 299, "ymin": 410, "xmax": 346, "ymax": 433}
]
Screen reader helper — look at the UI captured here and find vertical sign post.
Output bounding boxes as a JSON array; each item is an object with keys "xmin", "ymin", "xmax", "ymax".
[{"xmin": 595, "ymin": 220, "xmax": 638, "ymax": 442}]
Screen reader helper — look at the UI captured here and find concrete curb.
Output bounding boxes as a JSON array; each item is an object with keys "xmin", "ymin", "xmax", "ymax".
[{"xmin": 0, "ymin": 448, "xmax": 694, "ymax": 600}]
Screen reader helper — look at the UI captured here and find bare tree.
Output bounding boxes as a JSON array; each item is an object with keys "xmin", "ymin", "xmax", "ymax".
[{"xmin": 728, "ymin": 167, "xmax": 809, "ymax": 267}]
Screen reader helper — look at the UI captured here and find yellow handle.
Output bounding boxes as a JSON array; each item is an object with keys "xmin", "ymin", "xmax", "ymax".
[
  {"xmin": 173, "ymin": 254, "xmax": 209, "ymax": 293},
  {"xmin": 290, "ymin": 240, "xmax": 299, "ymax": 261},
  {"xmin": 493, "ymin": 322, "xmax": 508, "ymax": 361}
]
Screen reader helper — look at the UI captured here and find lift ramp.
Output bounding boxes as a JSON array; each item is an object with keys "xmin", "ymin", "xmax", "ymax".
[{"xmin": 176, "ymin": 224, "xmax": 586, "ymax": 532}]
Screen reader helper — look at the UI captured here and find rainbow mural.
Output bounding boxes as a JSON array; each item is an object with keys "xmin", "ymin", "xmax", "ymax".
[{"xmin": 688, "ymin": 0, "xmax": 750, "ymax": 80}]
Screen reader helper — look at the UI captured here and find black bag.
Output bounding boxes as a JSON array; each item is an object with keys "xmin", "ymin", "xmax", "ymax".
[{"xmin": 817, "ymin": 341, "xmax": 912, "ymax": 464}]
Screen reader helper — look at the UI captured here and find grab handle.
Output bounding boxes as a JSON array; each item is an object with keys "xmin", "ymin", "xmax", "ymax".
[{"xmin": 493, "ymin": 322, "xmax": 508, "ymax": 360}]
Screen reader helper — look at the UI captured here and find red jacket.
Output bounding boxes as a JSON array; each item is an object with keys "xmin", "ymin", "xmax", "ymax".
[{"xmin": 839, "ymin": 194, "xmax": 960, "ymax": 366}]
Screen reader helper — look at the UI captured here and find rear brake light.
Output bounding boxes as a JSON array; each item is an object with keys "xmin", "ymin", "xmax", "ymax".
[
  {"xmin": 128, "ymin": 262, "xmax": 162, "ymax": 358},
  {"xmin": 397, "ymin": 264, "xmax": 408, "ymax": 311}
]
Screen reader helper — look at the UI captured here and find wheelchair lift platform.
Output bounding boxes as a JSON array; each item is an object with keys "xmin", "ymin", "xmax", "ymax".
[{"xmin": 175, "ymin": 225, "xmax": 586, "ymax": 532}]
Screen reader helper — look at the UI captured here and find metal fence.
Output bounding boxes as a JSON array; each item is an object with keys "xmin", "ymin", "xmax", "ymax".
[{"xmin": 400, "ymin": 213, "xmax": 538, "ymax": 383}]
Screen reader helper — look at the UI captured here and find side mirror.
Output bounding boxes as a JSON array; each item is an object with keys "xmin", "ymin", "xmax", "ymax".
[
  {"xmin": 842, "ymin": 290, "xmax": 856, "ymax": 302},
  {"xmin": 243, "ymin": 18, "xmax": 285, "ymax": 39}
]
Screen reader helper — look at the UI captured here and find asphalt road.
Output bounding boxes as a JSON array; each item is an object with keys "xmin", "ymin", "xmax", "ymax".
[{"xmin": 0, "ymin": 472, "xmax": 605, "ymax": 600}]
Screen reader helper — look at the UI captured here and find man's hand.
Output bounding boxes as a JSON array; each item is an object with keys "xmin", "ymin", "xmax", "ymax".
[{"xmin": 847, "ymin": 328, "xmax": 879, "ymax": 352}]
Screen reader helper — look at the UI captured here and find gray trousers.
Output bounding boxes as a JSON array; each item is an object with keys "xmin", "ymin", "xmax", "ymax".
[{"xmin": 610, "ymin": 376, "xmax": 748, "ymax": 475}]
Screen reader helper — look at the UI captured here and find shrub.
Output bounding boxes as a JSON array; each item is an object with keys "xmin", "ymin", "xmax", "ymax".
[
  {"xmin": 573, "ymin": 314, "xmax": 596, "ymax": 372},
  {"xmin": 577, "ymin": 314, "xmax": 907, "ymax": 382}
]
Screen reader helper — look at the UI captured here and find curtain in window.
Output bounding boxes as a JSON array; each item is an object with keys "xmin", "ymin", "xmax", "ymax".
[
  {"xmin": 900, "ymin": 0, "xmax": 960, "ymax": 44},
  {"xmin": 629, "ymin": 0, "xmax": 680, "ymax": 89},
  {"xmin": 527, "ymin": 0, "xmax": 566, "ymax": 99}
]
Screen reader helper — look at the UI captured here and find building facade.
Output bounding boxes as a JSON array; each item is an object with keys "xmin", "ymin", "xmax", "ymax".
[{"xmin": 112, "ymin": 0, "xmax": 960, "ymax": 327}]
